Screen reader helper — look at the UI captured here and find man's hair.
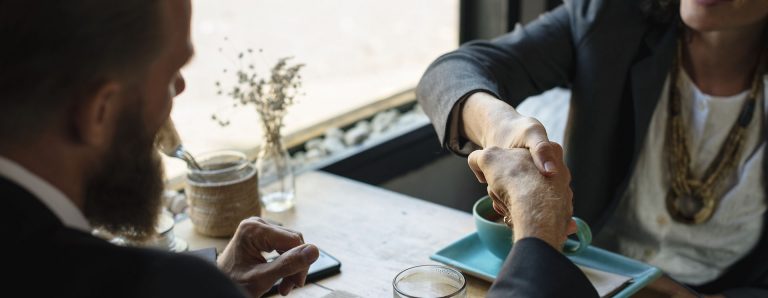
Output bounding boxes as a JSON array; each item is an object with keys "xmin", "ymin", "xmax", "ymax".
[{"xmin": 0, "ymin": 0, "xmax": 163, "ymax": 142}]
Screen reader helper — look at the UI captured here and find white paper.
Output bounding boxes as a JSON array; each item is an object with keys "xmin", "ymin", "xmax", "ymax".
[{"xmin": 579, "ymin": 265, "xmax": 634, "ymax": 298}]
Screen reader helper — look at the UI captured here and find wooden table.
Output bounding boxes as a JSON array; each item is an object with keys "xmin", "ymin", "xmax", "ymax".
[{"xmin": 176, "ymin": 171, "xmax": 492, "ymax": 297}]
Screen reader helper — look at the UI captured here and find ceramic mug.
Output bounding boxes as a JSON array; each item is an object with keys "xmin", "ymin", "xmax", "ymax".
[{"xmin": 473, "ymin": 196, "xmax": 592, "ymax": 259}]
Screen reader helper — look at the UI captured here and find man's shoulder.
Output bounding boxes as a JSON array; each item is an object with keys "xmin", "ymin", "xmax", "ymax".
[
  {"xmin": 126, "ymin": 245, "xmax": 247, "ymax": 298},
  {"xmin": 73, "ymin": 233, "xmax": 246, "ymax": 298},
  {"xmin": 13, "ymin": 228, "xmax": 245, "ymax": 298}
]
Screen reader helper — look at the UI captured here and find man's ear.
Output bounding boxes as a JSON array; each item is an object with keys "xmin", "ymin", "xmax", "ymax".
[{"xmin": 73, "ymin": 82, "xmax": 121, "ymax": 146}]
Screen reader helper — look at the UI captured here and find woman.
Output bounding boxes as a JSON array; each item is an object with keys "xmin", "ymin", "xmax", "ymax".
[{"xmin": 417, "ymin": 0, "xmax": 767, "ymax": 296}]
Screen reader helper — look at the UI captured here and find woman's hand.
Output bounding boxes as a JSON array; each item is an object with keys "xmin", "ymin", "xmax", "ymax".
[{"xmin": 460, "ymin": 92, "xmax": 562, "ymax": 177}]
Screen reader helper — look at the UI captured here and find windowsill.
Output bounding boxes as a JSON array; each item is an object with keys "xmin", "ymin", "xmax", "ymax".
[{"xmin": 163, "ymin": 88, "xmax": 419, "ymax": 190}]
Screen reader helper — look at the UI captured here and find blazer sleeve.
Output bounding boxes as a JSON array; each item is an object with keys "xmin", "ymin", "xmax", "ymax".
[
  {"xmin": 416, "ymin": 0, "xmax": 601, "ymax": 148},
  {"xmin": 135, "ymin": 253, "xmax": 248, "ymax": 298},
  {"xmin": 721, "ymin": 287, "xmax": 768, "ymax": 298},
  {"xmin": 488, "ymin": 237, "xmax": 599, "ymax": 298}
]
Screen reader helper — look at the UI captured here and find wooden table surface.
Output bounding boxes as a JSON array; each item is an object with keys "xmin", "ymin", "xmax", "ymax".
[{"xmin": 175, "ymin": 170, "xmax": 492, "ymax": 297}]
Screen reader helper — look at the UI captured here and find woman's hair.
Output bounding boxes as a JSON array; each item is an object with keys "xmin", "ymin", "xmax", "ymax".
[{"xmin": 639, "ymin": 0, "xmax": 680, "ymax": 23}]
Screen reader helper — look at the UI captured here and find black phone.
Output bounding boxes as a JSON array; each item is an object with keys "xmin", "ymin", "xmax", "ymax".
[{"xmin": 264, "ymin": 249, "xmax": 341, "ymax": 296}]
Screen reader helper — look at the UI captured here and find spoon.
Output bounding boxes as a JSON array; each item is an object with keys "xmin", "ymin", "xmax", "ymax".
[{"xmin": 156, "ymin": 119, "xmax": 203, "ymax": 170}]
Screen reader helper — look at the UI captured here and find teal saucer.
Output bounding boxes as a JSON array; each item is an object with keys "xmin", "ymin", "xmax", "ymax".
[{"xmin": 430, "ymin": 233, "xmax": 662, "ymax": 298}]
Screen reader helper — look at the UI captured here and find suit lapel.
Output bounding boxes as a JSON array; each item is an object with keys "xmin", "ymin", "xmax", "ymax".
[
  {"xmin": 629, "ymin": 24, "xmax": 678, "ymax": 156},
  {"xmin": 2, "ymin": 177, "xmax": 64, "ymax": 237}
]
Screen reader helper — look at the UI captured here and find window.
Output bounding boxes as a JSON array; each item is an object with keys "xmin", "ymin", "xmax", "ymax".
[{"xmin": 164, "ymin": 0, "xmax": 459, "ymax": 179}]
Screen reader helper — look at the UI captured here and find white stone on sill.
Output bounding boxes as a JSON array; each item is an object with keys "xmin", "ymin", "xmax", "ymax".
[
  {"xmin": 305, "ymin": 138, "xmax": 325, "ymax": 153},
  {"xmin": 396, "ymin": 112, "xmax": 424, "ymax": 127},
  {"xmin": 371, "ymin": 109, "xmax": 399, "ymax": 133},
  {"xmin": 322, "ymin": 136, "xmax": 347, "ymax": 154},
  {"xmin": 305, "ymin": 148, "xmax": 326, "ymax": 161},
  {"xmin": 290, "ymin": 104, "xmax": 427, "ymax": 169},
  {"xmin": 363, "ymin": 131, "xmax": 391, "ymax": 145},
  {"xmin": 344, "ymin": 121, "xmax": 371, "ymax": 146},
  {"xmin": 324, "ymin": 127, "xmax": 344, "ymax": 140},
  {"xmin": 412, "ymin": 104, "xmax": 424, "ymax": 115},
  {"xmin": 291, "ymin": 151, "xmax": 307, "ymax": 168}
]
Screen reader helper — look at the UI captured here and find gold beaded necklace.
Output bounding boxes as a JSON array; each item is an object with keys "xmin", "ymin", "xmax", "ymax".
[{"xmin": 665, "ymin": 39, "xmax": 766, "ymax": 225}]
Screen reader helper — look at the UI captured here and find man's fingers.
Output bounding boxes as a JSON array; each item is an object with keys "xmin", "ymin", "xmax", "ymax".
[
  {"xmin": 487, "ymin": 186, "xmax": 507, "ymax": 217},
  {"xmin": 467, "ymin": 150, "xmax": 487, "ymax": 183},
  {"xmin": 566, "ymin": 218, "xmax": 578, "ymax": 235},
  {"xmin": 271, "ymin": 244, "xmax": 318, "ymax": 277},
  {"xmin": 241, "ymin": 218, "xmax": 305, "ymax": 253},
  {"xmin": 257, "ymin": 244, "xmax": 319, "ymax": 290},
  {"xmin": 272, "ymin": 225, "xmax": 305, "ymax": 250},
  {"xmin": 492, "ymin": 202, "xmax": 507, "ymax": 217},
  {"xmin": 278, "ymin": 270, "xmax": 307, "ymax": 296},
  {"xmin": 278, "ymin": 277, "xmax": 296, "ymax": 296}
]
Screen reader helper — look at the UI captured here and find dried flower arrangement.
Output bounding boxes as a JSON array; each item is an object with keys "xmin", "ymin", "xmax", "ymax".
[
  {"xmin": 212, "ymin": 46, "xmax": 305, "ymax": 212},
  {"xmin": 212, "ymin": 48, "xmax": 305, "ymax": 146}
]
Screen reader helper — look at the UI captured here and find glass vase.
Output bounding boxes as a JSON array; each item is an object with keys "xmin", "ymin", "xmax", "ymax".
[{"xmin": 256, "ymin": 138, "xmax": 295, "ymax": 212}]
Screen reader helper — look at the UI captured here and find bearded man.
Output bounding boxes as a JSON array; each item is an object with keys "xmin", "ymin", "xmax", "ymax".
[{"xmin": 1, "ymin": 1, "xmax": 318, "ymax": 297}]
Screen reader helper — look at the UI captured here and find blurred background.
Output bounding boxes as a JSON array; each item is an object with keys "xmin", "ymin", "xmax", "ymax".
[{"xmin": 168, "ymin": 0, "xmax": 566, "ymax": 212}]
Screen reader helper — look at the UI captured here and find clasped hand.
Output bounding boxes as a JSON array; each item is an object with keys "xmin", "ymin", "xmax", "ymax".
[{"xmin": 468, "ymin": 146, "xmax": 576, "ymax": 250}]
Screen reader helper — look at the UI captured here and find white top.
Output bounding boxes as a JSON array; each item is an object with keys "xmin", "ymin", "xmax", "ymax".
[
  {"xmin": 0, "ymin": 155, "xmax": 91, "ymax": 233},
  {"xmin": 598, "ymin": 72, "xmax": 767, "ymax": 285}
]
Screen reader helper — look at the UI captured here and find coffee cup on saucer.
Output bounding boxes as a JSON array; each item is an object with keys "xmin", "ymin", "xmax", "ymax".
[{"xmin": 473, "ymin": 196, "xmax": 592, "ymax": 259}]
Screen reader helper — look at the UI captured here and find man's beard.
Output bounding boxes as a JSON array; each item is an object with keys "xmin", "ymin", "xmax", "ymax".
[{"xmin": 83, "ymin": 103, "xmax": 164, "ymax": 242}]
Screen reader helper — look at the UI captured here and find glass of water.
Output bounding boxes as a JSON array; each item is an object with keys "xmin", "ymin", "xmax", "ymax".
[{"xmin": 393, "ymin": 265, "xmax": 467, "ymax": 298}]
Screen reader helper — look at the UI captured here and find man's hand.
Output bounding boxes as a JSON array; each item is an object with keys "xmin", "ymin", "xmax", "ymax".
[
  {"xmin": 217, "ymin": 217, "xmax": 320, "ymax": 297},
  {"xmin": 468, "ymin": 146, "xmax": 575, "ymax": 250},
  {"xmin": 461, "ymin": 92, "xmax": 561, "ymax": 176}
]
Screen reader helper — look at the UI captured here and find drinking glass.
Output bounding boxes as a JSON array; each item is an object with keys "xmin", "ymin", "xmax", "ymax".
[
  {"xmin": 186, "ymin": 150, "xmax": 260, "ymax": 237},
  {"xmin": 393, "ymin": 265, "xmax": 467, "ymax": 298}
]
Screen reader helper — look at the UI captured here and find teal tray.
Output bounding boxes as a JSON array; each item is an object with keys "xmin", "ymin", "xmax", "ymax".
[{"xmin": 431, "ymin": 233, "xmax": 662, "ymax": 298}]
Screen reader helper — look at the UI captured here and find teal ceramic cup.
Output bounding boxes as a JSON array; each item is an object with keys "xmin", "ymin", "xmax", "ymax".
[{"xmin": 473, "ymin": 196, "xmax": 592, "ymax": 259}]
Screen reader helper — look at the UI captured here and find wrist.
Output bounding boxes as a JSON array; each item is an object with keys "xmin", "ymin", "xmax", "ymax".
[
  {"xmin": 512, "ymin": 221, "xmax": 564, "ymax": 251},
  {"xmin": 461, "ymin": 92, "xmax": 519, "ymax": 148}
]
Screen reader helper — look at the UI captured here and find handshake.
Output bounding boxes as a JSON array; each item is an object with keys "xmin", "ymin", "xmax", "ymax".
[
  {"xmin": 467, "ymin": 145, "xmax": 577, "ymax": 251},
  {"xmin": 459, "ymin": 92, "xmax": 578, "ymax": 251}
]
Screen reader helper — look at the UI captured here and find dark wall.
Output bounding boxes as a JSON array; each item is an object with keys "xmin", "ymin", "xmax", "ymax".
[
  {"xmin": 380, "ymin": 154, "xmax": 486, "ymax": 212},
  {"xmin": 460, "ymin": 0, "xmax": 564, "ymax": 44}
]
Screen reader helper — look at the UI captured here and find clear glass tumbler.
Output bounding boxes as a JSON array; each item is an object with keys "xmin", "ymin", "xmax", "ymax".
[{"xmin": 393, "ymin": 265, "xmax": 467, "ymax": 298}]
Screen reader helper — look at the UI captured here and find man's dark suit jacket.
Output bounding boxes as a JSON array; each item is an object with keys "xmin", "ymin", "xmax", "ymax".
[
  {"xmin": 488, "ymin": 238, "xmax": 599, "ymax": 297},
  {"xmin": 3, "ymin": 177, "xmax": 247, "ymax": 298},
  {"xmin": 3, "ymin": 176, "xmax": 597, "ymax": 297},
  {"xmin": 417, "ymin": 0, "xmax": 768, "ymax": 296}
]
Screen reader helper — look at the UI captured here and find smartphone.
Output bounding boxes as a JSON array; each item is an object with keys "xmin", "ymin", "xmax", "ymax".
[{"xmin": 264, "ymin": 249, "xmax": 341, "ymax": 296}]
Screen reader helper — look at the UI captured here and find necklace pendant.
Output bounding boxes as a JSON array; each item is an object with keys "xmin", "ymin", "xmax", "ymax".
[
  {"xmin": 677, "ymin": 194, "xmax": 703, "ymax": 218},
  {"xmin": 665, "ymin": 189, "xmax": 714, "ymax": 224}
]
